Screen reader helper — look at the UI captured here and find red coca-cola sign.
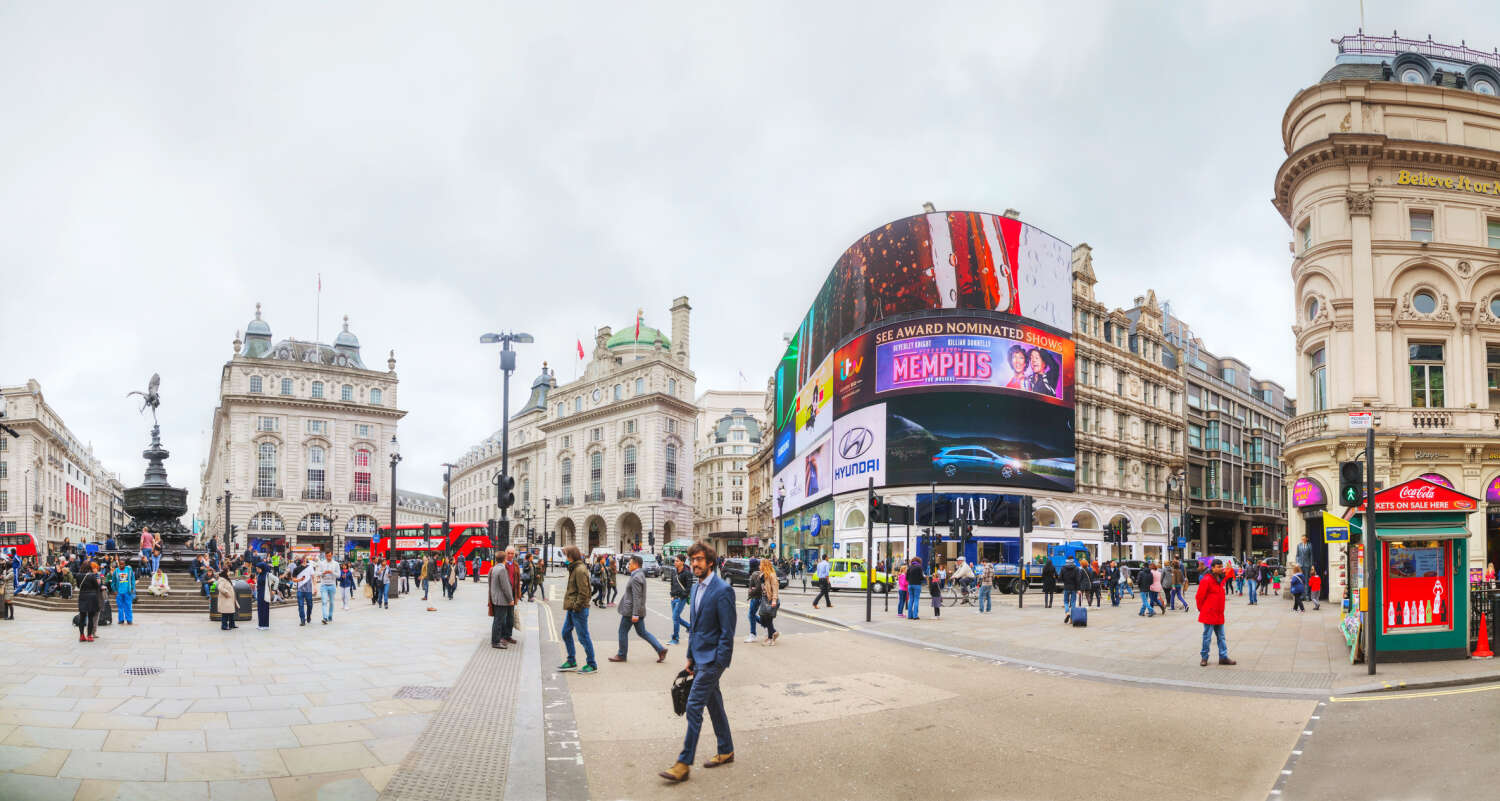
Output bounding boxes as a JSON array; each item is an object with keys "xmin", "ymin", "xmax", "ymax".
[{"xmin": 1357, "ymin": 477, "xmax": 1477, "ymax": 514}]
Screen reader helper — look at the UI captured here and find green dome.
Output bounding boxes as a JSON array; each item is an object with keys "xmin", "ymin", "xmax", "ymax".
[{"xmin": 605, "ymin": 324, "xmax": 669, "ymax": 350}]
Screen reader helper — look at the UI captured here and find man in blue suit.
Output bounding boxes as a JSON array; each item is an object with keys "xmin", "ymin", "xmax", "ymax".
[{"xmin": 660, "ymin": 542, "xmax": 736, "ymax": 783}]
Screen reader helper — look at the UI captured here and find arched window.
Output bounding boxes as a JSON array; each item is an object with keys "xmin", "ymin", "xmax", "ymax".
[
  {"xmin": 665, "ymin": 443, "xmax": 678, "ymax": 492},
  {"xmin": 249, "ymin": 512, "xmax": 284, "ymax": 531},
  {"xmin": 623, "ymin": 445, "xmax": 637, "ymax": 495},
  {"xmin": 257, "ymin": 443, "xmax": 278, "ymax": 496},
  {"xmin": 298, "ymin": 514, "xmax": 332, "ymax": 532},
  {"xmin": 353, "ymin": 449, "xmax": 372, "ymax": 502},
  {"xmin": 249, "ymin": 376, "xmax": 263, "ymax": 393},
  {"xmin": 311, "ymin": 381, "xmax": 324, "ymax": 399},
  {"xmin": 346, "ymin": 514, "xmax": 378, "ymax": 533},
  {"xmin": 560, "ymin": 458, "xmax": 573, "ymax": 499},
  {"xmin": 636, "ymin": 378, "xmax": 645, "ymax": 394},
  {"xmin": 590, "ymin": 452, "xmax": 603, "ymax": 499},
  {"xmin": 341, "ymin": 384, "xmax": 353, "ymax": 401},
  {"xmin": 1309, "ymin": 347, "xmax": 1327, "ymax": 412},
  {"xmin": 522, "ymin": 477, "xmax": 530, "ymax": 507},
  {"xmin": 306, "ymin": 446, "xmax": 326, "ymax": 499},
  {"xmin": 370, "ymin": 388, "xmax": 383, "ymax": 405},
  {"xmin": 614, "ymin": 384, "xmax": 622, "ymax": 401}
]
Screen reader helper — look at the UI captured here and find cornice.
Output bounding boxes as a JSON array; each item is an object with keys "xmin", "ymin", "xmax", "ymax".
[
  {"xmin": 1274, "ymin": 133, "xmax": 1500, "ymax": 221},
  {"xmin": 222, "ymin": 393, "xmax": 407, "ymax": 420},
  {"xmin": 536, "ymin": 393, "xmax": 695, "ymax": 433},
  {"xmin": 230, "ymin": 356, "xmax": 395, "ymax": 382}
]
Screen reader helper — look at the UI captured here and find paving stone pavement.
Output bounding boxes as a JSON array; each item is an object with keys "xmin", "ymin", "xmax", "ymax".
[
  {"xmin": 0, "ymin": 581, "xmax": 500, "ymax": 801},
  {"xmin": 780, "ymin": 586, "xmax": 1500, "ymax": 694}
]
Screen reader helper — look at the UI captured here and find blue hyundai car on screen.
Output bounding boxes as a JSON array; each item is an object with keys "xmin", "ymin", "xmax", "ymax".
[{"xmin": 931, "ymin": 446, "xmax": 1023, "ymax": 479}]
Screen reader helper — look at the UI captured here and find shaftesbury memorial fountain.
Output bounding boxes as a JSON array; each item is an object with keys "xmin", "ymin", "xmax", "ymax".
[{"xmin": 116, "ymin": 374, "xmax": 196, "ymax": 571}]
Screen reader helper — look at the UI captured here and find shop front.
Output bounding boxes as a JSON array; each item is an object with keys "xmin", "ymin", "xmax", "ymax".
[
  {"xmin": 1485, "ymin": 476, "xmax": 1500, "ymax": 576},
  {"xmin": 779, "ymin": 501, "xmax": 833, "ymax": 565},
  {"xmin": 1353, "ymin": 477, "xmax": 1476, "ymax": 662},
  {"xmin": 915, "ymin": 492, "xmax": 1024, "ymax": 567}
]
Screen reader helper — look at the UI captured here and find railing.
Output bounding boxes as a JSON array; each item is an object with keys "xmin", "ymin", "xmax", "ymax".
[
  {"xmin": 301, "ymin": 488, "xmax": 331, "ymax": 501},
  {"xmin": 1286, "ymin": 412, "xmax": 1329, "ymax": 442},
  {"xmin": 1412, "ymin": 410, "xmax": 1451, "ymax": 429},
  {"xmin": 1288, "ymin": 407, "xmax": 1500, "ymax": 442},
  {"xmin": 253, "ymin": 487, "xmax": 283, "ymax": 499},
  {"xmin": 556, "ymin": 495, "xmax": 574, "ymax": 507},
  {"xmin": 1470, "ymin": 584, "xmax": 1499, "ymax": 651},
  {"xmin": 584, "ymin": 491, "xmax": 605, "ymax": 504},
  {"xmin": 348, "ymin": 491, "xmax": 378, "ymax": 504},
  {"xmin": 661, "ymin": 486, "xmax": 683, "ymax": 500},
  {"xmin": 617, "ymin": 488, "xmax": 641, "ymax": 501},
  {"xmin": 1336, "ymin": 33, "xmax": 1500, "ymax": 70}
]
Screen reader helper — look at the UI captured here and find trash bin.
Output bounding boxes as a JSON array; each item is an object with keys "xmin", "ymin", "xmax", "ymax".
[{"xmin": 207, "ymin": 580, "xmax": 253, "ymax": 622}]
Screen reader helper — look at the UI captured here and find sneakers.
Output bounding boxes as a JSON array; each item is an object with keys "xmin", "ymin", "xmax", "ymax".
[
  {"xmin": 578, "ymin": 665, "xmax": 598, "ymax": 675},
  {"xmin": 557, "ymin": 660, "xmax": 578, "ymax": 671},
  {"xmin": 668, "ymin": 639, "xmax": 680, "ymax": 645},
  {"xmin": 744, "ymin": 634, "xmax": 756, "ymax": 643}
]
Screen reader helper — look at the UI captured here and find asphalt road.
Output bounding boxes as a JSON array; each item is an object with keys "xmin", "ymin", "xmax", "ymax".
[
  {"xmin": 536, "ymin": 577, "xmax": 1316, "ymax": 801},
  {"xmin": 1276, "ymin": 680, "xmax": 1500, "ymax": 801}
]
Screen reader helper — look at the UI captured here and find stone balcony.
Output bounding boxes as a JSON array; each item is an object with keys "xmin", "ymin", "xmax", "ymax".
[{"xmin": 1286, "ymin": 407, "xmax": 1500, "ymax": 444}]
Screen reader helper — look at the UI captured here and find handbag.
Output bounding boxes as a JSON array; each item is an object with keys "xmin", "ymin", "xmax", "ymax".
[
  {"xmin": 758, "ymin": 601, "xmax": 778, "ymax": 624},
  {"xmin": 671, "ymin": 669, "xmax": 693, "ymax": 716}
]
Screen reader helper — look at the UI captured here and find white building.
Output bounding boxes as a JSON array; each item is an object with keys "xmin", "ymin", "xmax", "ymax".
[
  {"xmin": 197, "ymin": 305, "xmax": 405, "ymax": 553},
  {"xmin": 693, "ymin": 389, "xmax": 766, "ymax": 555},
  {"xmin": 396, "ymin": 489, "xmax": 446, "ymax": 526},
  {"xmin": 450, "ymin": 298, "xmax": 696, "ymax": 554},
  {"xmin": 1, "ymin": 379, "xmax": 122, "ymax": 551}
]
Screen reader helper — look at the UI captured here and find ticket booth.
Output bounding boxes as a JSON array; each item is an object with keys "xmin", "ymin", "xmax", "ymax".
[{"xmin": 1352, "ymin": 477, "xmax": 1475, "ymax": 662}]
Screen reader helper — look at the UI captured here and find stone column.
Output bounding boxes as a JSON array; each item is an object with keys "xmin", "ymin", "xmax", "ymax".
[{"xmin": 1346, "ymin": 188, "xmax": 1378, "ymax": 402}]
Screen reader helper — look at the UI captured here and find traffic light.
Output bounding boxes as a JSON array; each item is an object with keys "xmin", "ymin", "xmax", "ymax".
[
  {"xmin": 1019, "ymin": 495, "xmax": 1034, "ymax": 534},
  {"xmin": 962, "ymin": 522, "xmax": 974, "ymax": 547},
  {"xmin": 1105, "ymin": 520, "xmax": 1117, "ymax": 545},
  {"xmin": 1339, "ymin": 461, "xmax": 1363, "ymax": 506},
  {"xmin": 870, "ymin": 494, "xmax": 885, "ymax": 523},
  {"xmin": 1120, "ymin": 518, "xmax": 1131, "ymax": 543},
  {"xmin": 648, "ymin": 531, "xmax": 655, "ymax": 548},
  {"xmin": 495, "ymin": 473, "xmax": 516, "ymax": 511}
]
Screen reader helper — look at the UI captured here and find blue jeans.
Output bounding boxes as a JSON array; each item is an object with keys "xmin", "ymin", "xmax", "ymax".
[
  {"xmin": 678, "ymin": 664, "xmax": 732, "ymax": 765},
  {"xmin": 747, "ymin": 598, "xmax": 761, "ymax": 635},
  {"xmin": 978, "ymin": 585, "xmax": 992, "ymax": 612},
  {"xmin": 1247, "ymin": 580, "xmax": 1257, "ymax": 604},
  {"xmin": 617, "ymin": 615, "xmax": 665, "ymax": 658},
  {"xmin": 670, "ymin": 597, "xmax": 689, "ymax": 641},
  {"xmin": 1139, "ymin": 590, "xmax": 1155, "ymax": 615},
  {"xmin": 320, "ymin": 586, "xmax": 336, "ymax": 621},
  {"xmin": 1201, "ymin": 623, "xmax": 1229, "ymax": 660},
  {"xmin": 562, "ymin": 608, "xmax": 596, "ymax": 668},
  {"xmin": 379, "ymin": 583, "xmax": 389, "ymax": 606},
  {"xmin": 117, "ymin": 593, "xmax": 134, "ymax": 623},
  {"xmin": 422, "ymin": 578, "xmax": 430, "ymax": 599},
  {"xmin": 296, "ymin": 590, "xmax": 313, "ymax": 623},
  {"xmin": 151, "ymin": 554, "xmax": 161, "ymax": 573},
  {"xmin": 1062, "ymin": 589, "xmax": 1077, "ymax": 615},
  {"xmin": 907, "ymin": 585, "xmax": 921, "ymax": 618}
]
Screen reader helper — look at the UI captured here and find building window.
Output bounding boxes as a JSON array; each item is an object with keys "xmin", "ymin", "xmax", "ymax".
[
  {"xmin": 575, "ymin": 397, "xmax": 582, "ymax": 412},
  {"xmin": 668, "ymin": 378, "xmax": 677, "ymax": 395},
  {"xmin": 557, "ymin": 403, "xmax": 564, "ymax": 417},
  {"xmin": 356, "ymin": 424, "xmax": 370, "ymax": 438},
  {"xmin": 636, "ymin": 378, "xmax": 645, "ymax": 394},
  {"xmin": 281, "ymin": 378, "xmax": 293, "ymax": 395},
  {"xmin": 1410, "ymin": 210, "xmax": 1434, "ymax": 242},
  {"xmin": 0, "ymin": 490, "xmax": 6, "ymax": 513},
  {"xmin": 625, "ymin": 419, "xmax": 636, "ymax": 434},
  {"xmin": 591, "ymin": 427, "xmax": 602, "ymax": 442},
  {"xmin": 307, "ymin": 420, "xmax": 327, "ymax": 435},
  {"xmin": 353, "ymin": 449, "xmax": 372, "ymax": 501},
  {"xmin": 311, "ymin": 381, "xmax": 324, "ymax": 399},
  {"xmin": 341, "ymin": 384, "xmax": 353, "ymax": 401},
  {"xmin": 589, "ymin": 452, "xmax": 603, "ymax": 497},
  {"xmin": 560, "ymin": 458, "xmax": 573, "ymax": 498},
  {"xmin": 249, "ymin": 511, "xmax": 284, "ymax": 531},
  {"xmin": 1298, "ymin": 221, "xmax": 1311, "ymax": 253},
  {"xmin": 614, "ymin": 384, "xmax": 622, "ymax": 401},
  {"xmin": 667, "ymin": 419, "xmax": 677, "ymax": 434},
  {"xmin": 1409, "ymin": 342, "xmax": 1446, "ymax": 407},
  {"xmin": 257, "ymin": 416, "xmax": 278, "ymax": 432},
  {"xmin": 1115, "ymin": 369, "xmax": 1125, "ymax": 396},
  {"xmin": 522, "ymin": 477, "xmax": 530, "ymax": 507},
  {"xmin": 1411, "ymin": 290, "xmax": 1437, "ymax": 315},
  {"xmin": 249, "ymin": 376, "xmax": 263, "ymax": 393},
  {"xmin": 307, "ymin": 445, "xmax": 326, "ymax": 498},
  {"xmin": 369, "ymin": 388, "xmax": 383, "ymax": 405},
  {"xmin": 1309, "ymin": 347, "xmax": 1327, "ymax": 411},
  {"xmin": 665, "ymin": 443, "xmax": 678, "ymax": 491},
  {"xmin": 1489, "ymin": 219, "xmax": 1500, "ymax": 249},
  {"xmin": 1488, "ymin": 346, "xmax": 1500, "ymax": 410},
  {"xmin": 257, "ymin": 442, "xmax": 277, "ymax": 494}
]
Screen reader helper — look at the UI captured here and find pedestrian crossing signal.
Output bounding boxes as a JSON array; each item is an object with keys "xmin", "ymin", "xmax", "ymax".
[{"xmin": 1339, "ymin": 461, "xmax": 1363, "ymax": 506}]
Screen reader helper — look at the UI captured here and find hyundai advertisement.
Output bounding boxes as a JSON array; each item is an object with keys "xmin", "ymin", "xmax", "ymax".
[{"xmin": 770, "ymin": 209, "xmax": 1074, "ymax": 514}]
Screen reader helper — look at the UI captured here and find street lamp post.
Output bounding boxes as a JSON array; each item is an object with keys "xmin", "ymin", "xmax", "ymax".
[
  {"xmin": 389, "ymin": 435, "xmax": 401, "ymax": 599},
  {"xmin": 542, "ymin": 498, "xmax": 551, "ymax": 571},
  {"xmin": 480, "ymin": 331, "xmax": 533, "ymax": 558},
  {"xmin": 648, "ymin": 503, "xmax": 658, "ymax": 556},
  {"xmin": 323, "ymin": 505, "xmax": 340, "ymax": 558},
  {"xmin": 441, "ymin": 463, "xmax": 455, "ymax": 528},
  {"xmin": 223, "ymin": 478, "xmax": 232, "ymax": 560}
]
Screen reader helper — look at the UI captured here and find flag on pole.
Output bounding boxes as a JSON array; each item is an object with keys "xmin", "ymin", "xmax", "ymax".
[
  {"xmin": 576, "ymin": 339, "xmax": 585, "ymax": 360},
  {"xmin": 635, "ymin": 308, "xmax": 643, "ymax": 340}
]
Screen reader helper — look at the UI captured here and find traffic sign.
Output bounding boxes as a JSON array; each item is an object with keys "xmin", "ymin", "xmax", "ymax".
[{"xmin": 1348, "ymin": 411, "xmax": 1374, "ymax": 429}]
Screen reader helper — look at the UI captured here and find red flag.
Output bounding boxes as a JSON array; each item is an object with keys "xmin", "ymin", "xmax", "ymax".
[
  {"xmin": 577, "ymin": 339, "xmax": 585, "ymax": 359},
  {"xmin": 635, "ymin": 308, "xmax": 642, "ymax": 340}
]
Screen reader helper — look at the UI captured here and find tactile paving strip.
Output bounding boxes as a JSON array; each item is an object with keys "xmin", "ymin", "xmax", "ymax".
[{"xmin": 380, "ymin": 641, "xmax": 523, "ymax": 801}]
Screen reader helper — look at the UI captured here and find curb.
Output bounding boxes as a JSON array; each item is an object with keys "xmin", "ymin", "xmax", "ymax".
[
  {"xmin": 779, "ymin": 606, "xmax": 854, "ymax": 630},
  {"xmin": 1333, "ymin": 670, "xmax": 1500, "ymax": 695}
]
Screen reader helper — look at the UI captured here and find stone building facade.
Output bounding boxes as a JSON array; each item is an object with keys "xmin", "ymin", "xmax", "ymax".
[
  {"xmin": 449, "ymin": 298, "xmax": 696, "ymax": 554},
  {"xmin": 197, "ymin": 305, "xmax": 405, "ymax": 553},
  {"xmin": 692, "ymin": 389, "xmax": 766, "ymax": 555},
  {"xmin": 1278, "ymin": 34, "xmax": 1500, "ymax": 584}
]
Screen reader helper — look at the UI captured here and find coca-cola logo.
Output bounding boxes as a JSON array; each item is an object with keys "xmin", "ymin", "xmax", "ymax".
[{"xmin": 1397, "ymin": 486, "xmax": 1437, "ymax": 500}]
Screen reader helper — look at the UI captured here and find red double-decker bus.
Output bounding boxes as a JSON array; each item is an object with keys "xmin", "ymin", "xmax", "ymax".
[
  {"xmin": 373, "ymin": 523, "xmax": 494, "ymax": 574},
  {"xmin": 0, "ymin": 532, "xmax": 39, "ymax": 559}
]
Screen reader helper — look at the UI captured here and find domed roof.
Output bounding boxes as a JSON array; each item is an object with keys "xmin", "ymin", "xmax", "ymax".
[
  {"xmin": 246, "ymin": 303, "xmax": 271, "ymax": 337},
  {"xmin": 606, "ymin": 324, "xmax": 669, "ymax": 350},
  {"xmin": 334, "ymin": 315, "xmax": 359, "ymax": 349}
]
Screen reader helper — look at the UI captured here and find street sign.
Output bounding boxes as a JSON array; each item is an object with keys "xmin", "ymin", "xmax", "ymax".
[
  {"xmin": 1322, "ymin": 511, "xmax": 1351, "ymax": 542},
  {"xmin": 1348, "ymin": 411, "xmax": 1374, "ymax": 429},
  {"xmin": 1176, "ymin": 537, "xmax": 1187, "ymax": 549}
]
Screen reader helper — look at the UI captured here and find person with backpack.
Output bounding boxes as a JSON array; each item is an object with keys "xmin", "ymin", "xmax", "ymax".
[
  {"xmin": 668, "ymin": 554, "xmax": 691, "ymax": 644},
  {"xmin": 591, "ymin": 556, "xmax": 607, "ymax": 608},
  {"xmin": 1195, "ymin": 559, "xmax": 1236, "ymax": 666},
  {"xmin": 605, "ymin": 555, "xmax": 620, "ymax": 606},
  {"xmin": 1060, "ymin": 557, "xmax": 1083, "ymax": 621},
  {"xmin": 929, "ymin": 562, "xmax": 944, "ymax": 618},
  {"xmin": 519, "ymin": 555, "xmax": 533, "ymax": 605},
  {"xmin": 744, "ymin": 558, "xmax": 764, "ymax": 644},
  {"xmin": 1288, "ymin": 571, "xmax": 1307, "ymax": 612},
  {"xmin": 76, "ymin": 562, "xmax": 103, "ymax": 642},
  {"xmin": 1243, "ymin": 561, "xmax": 1259, "ymax": 605}
]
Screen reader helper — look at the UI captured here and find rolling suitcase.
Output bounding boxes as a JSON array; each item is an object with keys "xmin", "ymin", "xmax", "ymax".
[{"xmin": 1070, "ymin": 604, "xmax": 1088, "ymax": 627}]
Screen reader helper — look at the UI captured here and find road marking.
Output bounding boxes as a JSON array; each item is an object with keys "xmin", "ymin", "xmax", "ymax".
[{"xmin": 1329, "ymin": 681, "xmax": 1500, "ymax": 703}]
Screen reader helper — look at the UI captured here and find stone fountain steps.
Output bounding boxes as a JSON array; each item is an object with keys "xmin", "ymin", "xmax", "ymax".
[{"xmin": 8, "ymin": 572, "xmax": 294, "ymax": 615}]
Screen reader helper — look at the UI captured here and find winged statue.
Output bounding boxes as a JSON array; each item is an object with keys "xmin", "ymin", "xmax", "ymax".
[{"xmin": 127, "ymin": 373, "xmax": 162, "ymax": 423}]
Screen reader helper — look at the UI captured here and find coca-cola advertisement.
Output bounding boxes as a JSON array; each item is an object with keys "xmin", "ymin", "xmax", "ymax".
[{"xmin": 1358, "ymin": 477, "xmax": 1477, "ymax": 513}]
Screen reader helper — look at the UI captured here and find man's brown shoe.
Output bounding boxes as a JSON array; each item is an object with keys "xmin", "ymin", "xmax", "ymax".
[
  {"xmin": 1200, "ymin": 658, "xmax": 1208, "ymax": 667},
  {"xmin": 1219, "ymin": 657, "xmax": 1237, "ymax": 666},
  {"xmin": 608, "ymin": 655, "xmax": 627, "ymax": 663},
  {"xmin": 703, "ymin": 752, "xmax": 734, "ymax": 768},
  {"xmin": 659, "ymin": 762, "xmax": 690, "ymax": 782}
]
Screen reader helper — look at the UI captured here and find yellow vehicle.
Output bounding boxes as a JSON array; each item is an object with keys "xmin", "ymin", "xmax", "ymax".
[{"xmin": 825, "ymin": 559, "xmax": 897, "ymax": 593}]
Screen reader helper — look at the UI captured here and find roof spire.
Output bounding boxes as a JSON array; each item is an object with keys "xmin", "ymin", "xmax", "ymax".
[
  {"xmin": 254, "ymin": 302, "xmax": 262, "ymax": 320},
  {"xmin": 342, "ymin": 314, "xmax": 350, "ymax": 331}
]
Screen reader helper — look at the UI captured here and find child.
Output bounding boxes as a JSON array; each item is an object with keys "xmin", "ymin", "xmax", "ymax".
[
  {"xmin": 1288, "ymin": 572, "xmax": 1306, "ymax": 612},
  {"xmin": 1308, "ymin": 572, "xmax": 1322, "ymax": 611}
]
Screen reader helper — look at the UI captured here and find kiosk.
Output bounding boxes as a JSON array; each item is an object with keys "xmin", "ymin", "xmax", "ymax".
[{"xmin": 1352, "ymin": 477, "xmax": 1475, "ymax": 662}]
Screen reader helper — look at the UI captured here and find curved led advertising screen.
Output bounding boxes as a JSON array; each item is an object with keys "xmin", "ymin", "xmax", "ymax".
[{"xmin": 771, "ymin": 210, "xmax": 1075, "ymax": 516}]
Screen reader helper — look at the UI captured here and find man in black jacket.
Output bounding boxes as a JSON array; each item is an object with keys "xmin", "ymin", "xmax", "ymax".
[
  {"xmin": 1060, "ymin": 558, "xmax": 1083, "ymax": 622},
  {"xmin": 668, "ymin": 555, "xmax": 691, "ymax": 645}
]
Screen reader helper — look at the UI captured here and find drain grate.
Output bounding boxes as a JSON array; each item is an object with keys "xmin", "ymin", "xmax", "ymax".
[
  {"xmin": 394, "ymin": 685, "xmax": 450, "ymax": 700},
  {"xmin": 122, "ymin": 666, "xmax": 163, "ymax": 677}
]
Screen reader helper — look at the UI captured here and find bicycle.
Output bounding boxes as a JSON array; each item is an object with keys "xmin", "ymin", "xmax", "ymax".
[{"xmin": 944, "ymin": 580, "xmax": 978, "ymax": 607}]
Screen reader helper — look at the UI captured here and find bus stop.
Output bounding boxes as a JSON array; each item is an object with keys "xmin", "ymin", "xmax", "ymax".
[{"xmin": 1352, "ymin": 477, "xmax": 1476, "ymax": 662}]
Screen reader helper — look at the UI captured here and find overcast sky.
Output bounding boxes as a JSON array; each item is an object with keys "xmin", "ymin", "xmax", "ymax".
[{"xmin": 5, "ymin": 2, "xmax": 1496, "ymax": 515}]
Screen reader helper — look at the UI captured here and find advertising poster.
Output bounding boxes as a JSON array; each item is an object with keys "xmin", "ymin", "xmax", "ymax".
[
  {"xmin": 885, "ymin": 392, "xmax": 1074, "ymax": 492},
  {"xmin": 831, "ymin": 403, "xmax": 886, "ymax": 495},
  {"xmin": 774, "ymin": 329, "xmax": 801, "ymax": 432},
  {"xmin": 794, "ymin": 353, "xmax": 833, "ymax": 453},
  {"xmin": 915, "ymin": 493, "xmax": 1021, "ymax": 526},
  {"xmin": 772, "ymin": 457, "xmax": 805, "ymax": 519},
  {"xmin": 873, "ymin": 317, "xmax": 1073, "ymax": 406},
  {"xmin": 1016, "ymin": 222, "xmax": 1073, "ymax": 332},
  {"xmin": 1291, "ymin": 478, "xmax": 1325, "ymax": 508},
  {"xmin": 773, "ymin": 426, "xmax": 796, "ymax": 474},
  {"xmin": 802, "ymin": 434, "xmax": 832, "ymax": 505},
  {"xmin": 833, "ymin": 333, "xmax": 872, "ymax": 417}
]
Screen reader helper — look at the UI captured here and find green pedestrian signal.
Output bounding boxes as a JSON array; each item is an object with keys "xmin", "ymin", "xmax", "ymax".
[{"xmin": 1338, "ymin": 461, "xmax": 1363, "ymax": 506}]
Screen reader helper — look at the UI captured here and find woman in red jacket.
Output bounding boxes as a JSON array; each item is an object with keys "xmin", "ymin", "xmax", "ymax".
[{"xmin": 1194, "ymin": 559, "xmax": 1236, "ymax": 667}]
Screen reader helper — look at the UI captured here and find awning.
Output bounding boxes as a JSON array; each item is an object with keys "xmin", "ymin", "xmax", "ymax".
[{"xmin": 1364, "ymin": 524, "xmax": 1471, "ymax": 541}]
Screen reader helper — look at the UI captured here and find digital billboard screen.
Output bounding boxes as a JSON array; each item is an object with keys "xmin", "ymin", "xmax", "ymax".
[{"xmin": 771, "ymin": 209, "xmax": 1074, "ymax": 513}]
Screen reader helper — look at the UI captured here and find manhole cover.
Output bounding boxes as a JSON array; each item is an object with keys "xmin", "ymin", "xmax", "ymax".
[
  {"xmin": 393, "ymin": 685, "xmax": 450, "ymax": 700},
  {"xmin": 122, "ymin": 666, "xmax": 163, "ymax": 677}
]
